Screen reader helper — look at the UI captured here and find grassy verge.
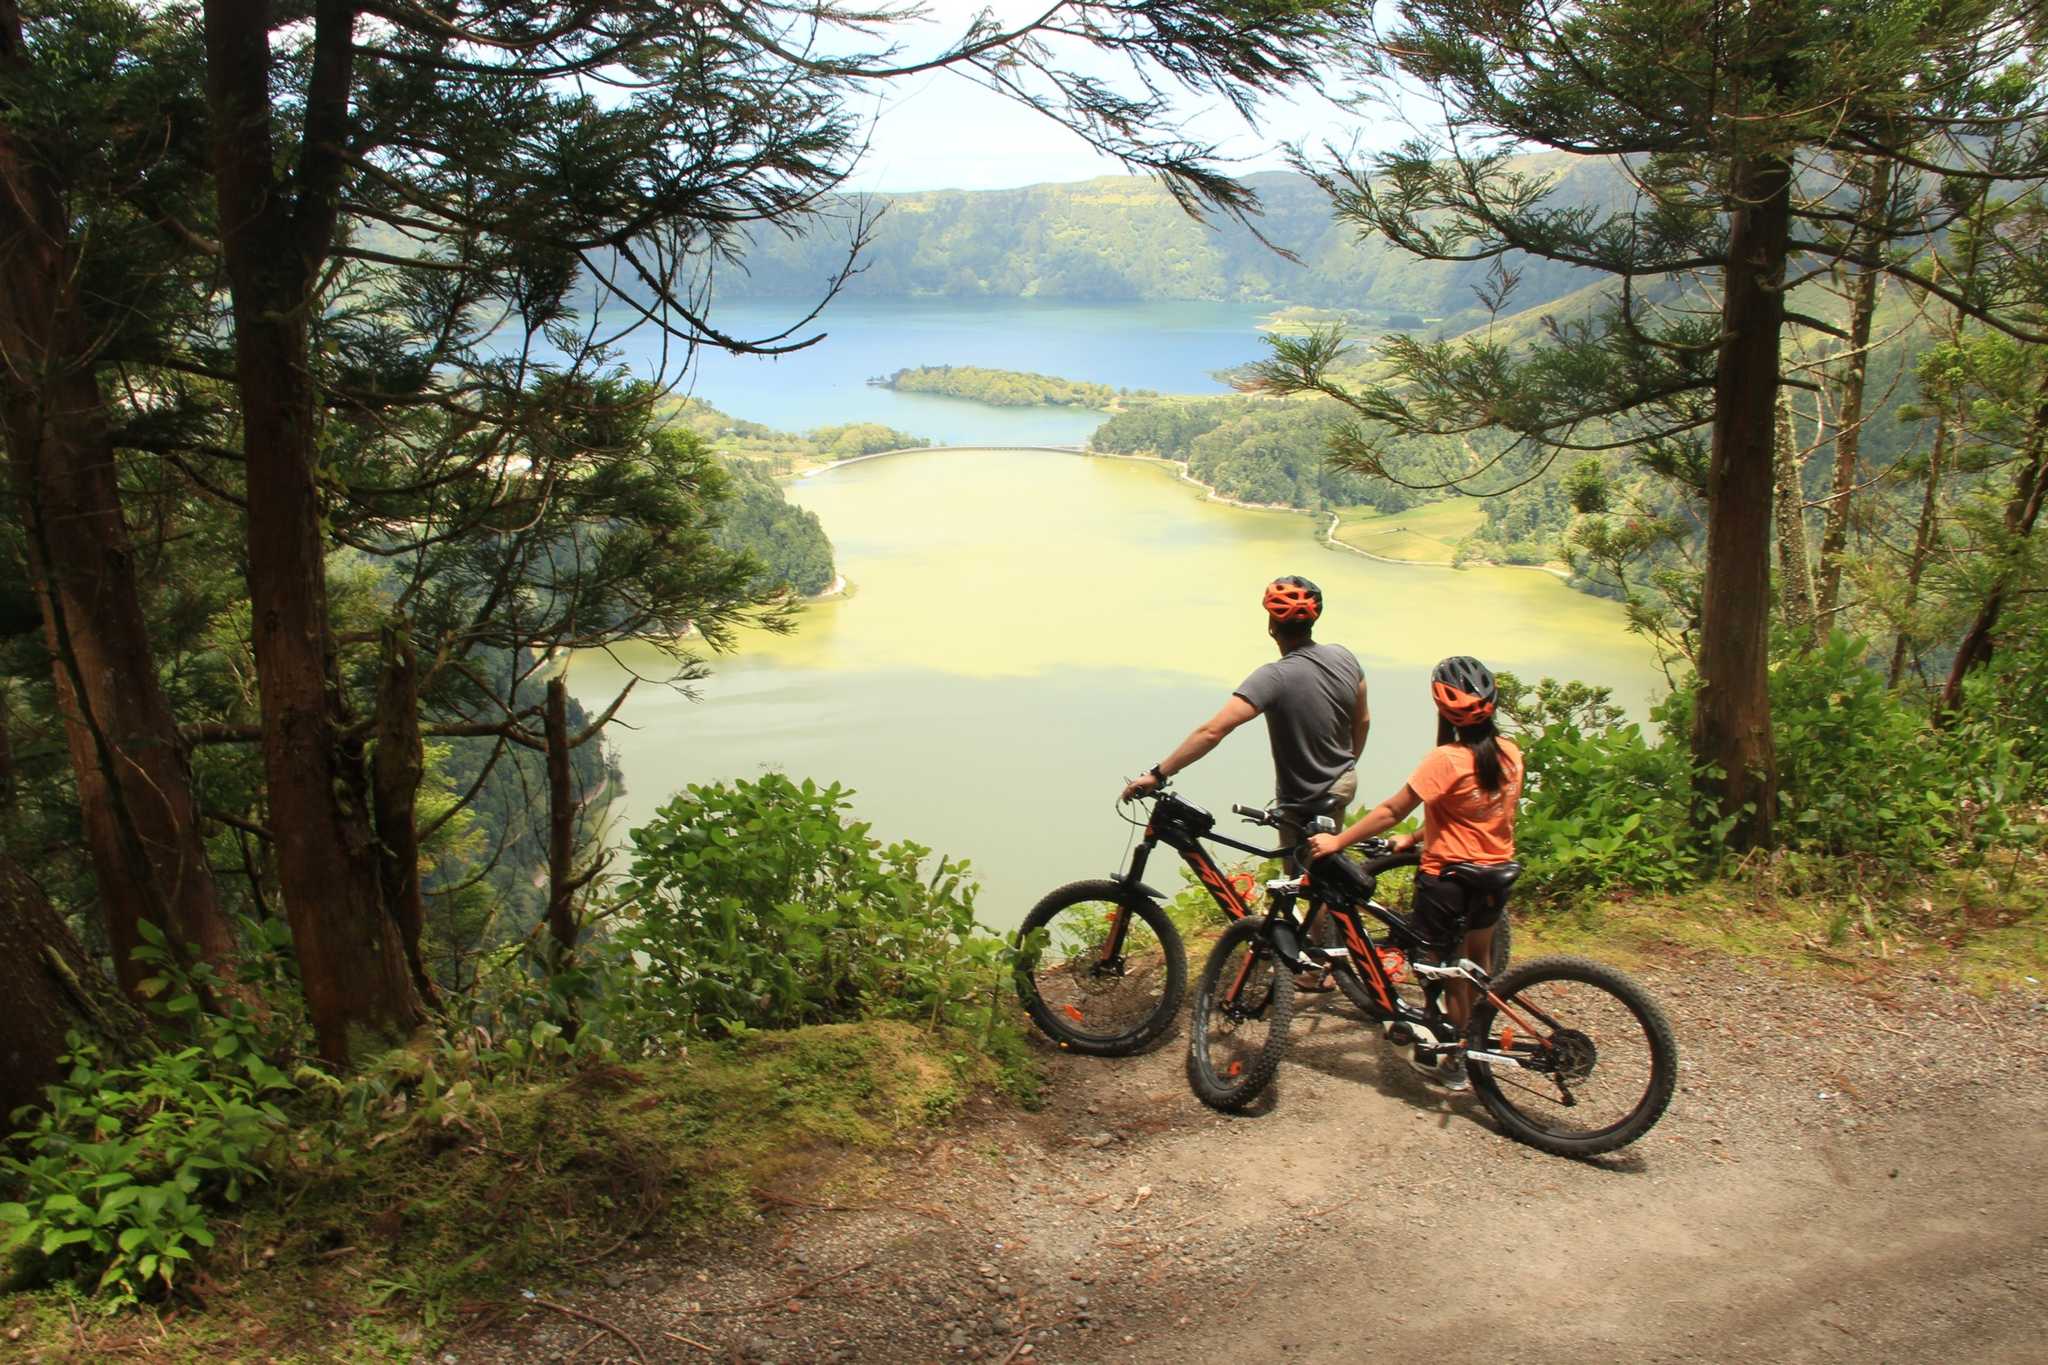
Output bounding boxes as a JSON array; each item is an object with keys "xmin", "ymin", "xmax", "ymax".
[
  {"xmin": 1520, "ymin": 853, "xmax": 2048, "ymax": 993},
  {"xmin": 1156, "ymin": 839, "xmax": 2047, "ymax": 1000},
  {"xmin": 1, "ymin": 1021, "xmax": 1026, "ymax": 1363}
]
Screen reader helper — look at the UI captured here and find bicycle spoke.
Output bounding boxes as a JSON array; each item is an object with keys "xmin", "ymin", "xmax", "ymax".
[{"xmin": 1029, "ymin": 899, "xmax": 1171, "ymax": 1041}]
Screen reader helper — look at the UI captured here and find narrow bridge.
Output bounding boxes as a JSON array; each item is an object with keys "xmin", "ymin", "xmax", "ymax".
[{"xmin": 798, "ymin": 444, "xmax": 1088, "ymax": 474}]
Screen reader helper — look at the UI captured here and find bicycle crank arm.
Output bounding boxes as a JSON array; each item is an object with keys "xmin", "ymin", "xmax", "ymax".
[
  {"xmin": 1459, "ymin": 1050, "xmax": 1526, "ymax": 1069},
  {"xmin": 1410, "ymin": 959, "xmax": 1488, "ymax": 985}
]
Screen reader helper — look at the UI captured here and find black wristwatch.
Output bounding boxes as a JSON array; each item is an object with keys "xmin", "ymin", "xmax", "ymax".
[{"xmin": 1148, "ymin": 764, "xmax": 1168, "ymax": 782}]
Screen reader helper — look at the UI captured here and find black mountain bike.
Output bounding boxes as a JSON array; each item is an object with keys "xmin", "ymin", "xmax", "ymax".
[
  {"xmin": 1186, "ymin": 813, "xmax": 1677, "ymax": 1157},
  {"xmin": 1011, "ymin": 785, "xmax": 1509, "ymax": 1055}
]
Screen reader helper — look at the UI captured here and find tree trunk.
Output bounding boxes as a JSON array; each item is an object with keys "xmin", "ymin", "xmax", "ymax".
[
  {"xmin": 1887, "ymin": 409, "xmax": 1950, "ymax": 687},
  {"xmin": 1816, "ymin": 159, "xmax": 1891, "ymax": 624},
  {"xmin": 0, "ymin": 699, "xmax": 144, "ymax": 1124},
  {"xmin": 0, "ymin": 0, "xmax": 234, "ymax": 995},
  {"xmin": 1693, "ymin": 153, "xmax": 1791, "ymax": 850},
  {"xmin": 1939, "ymin": 393, "xmax": 2048, "ymax": 714},
  {"xmin": 543, "ymin": 678, "xmax": 586, "ymax": 1039},
  {"xmin": 1773, "ymin": 395, "xmax": 1818, "ymax": 644},
  {"xmin": 0, "ymin": 860, "xmax": 146, "ymax": 1125},
  {"xmin": 207, "ymin": 0, "xmax": 421, "ymax": 1065},
  {"xmin": 371, "ymin": 625, "xmax": 440, "ymax": 1009},
  {"xmin": 544, "ymin": 678, "xmax": 580, "ymax": 969}
]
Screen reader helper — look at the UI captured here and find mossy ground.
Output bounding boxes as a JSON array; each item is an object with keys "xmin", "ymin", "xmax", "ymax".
[
  {"xmin": 1521, "ymin": 850, "xmax": 2048, "ymax": 993},
  {"xmin": 0, "ymin": 1020, "xmax": 1024, "ymax": 1363}
]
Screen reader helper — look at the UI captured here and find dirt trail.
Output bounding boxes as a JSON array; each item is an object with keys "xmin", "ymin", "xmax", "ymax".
[{"xmin": 469, "ymin": 951, "xmax": 2048, "ymax": 1364}]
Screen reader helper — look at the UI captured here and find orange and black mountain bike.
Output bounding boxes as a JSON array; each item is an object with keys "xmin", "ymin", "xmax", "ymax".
[
  {"xmin": 1186, "ymin": 808, "xmax": 1678, "ymax": 1157},
  {"xmin": 1011, "ymin": 784, "xmax": 1509, "ymax": 1056}
]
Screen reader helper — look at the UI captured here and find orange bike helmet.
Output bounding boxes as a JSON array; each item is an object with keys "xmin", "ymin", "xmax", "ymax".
[
  {"xmin": 1430, "ymin": 655, "xmax": 1497, "ymax": 727},
  {"xmin": 1263, "ymin": 575, "xmax": 1323, "ymax": 624}
]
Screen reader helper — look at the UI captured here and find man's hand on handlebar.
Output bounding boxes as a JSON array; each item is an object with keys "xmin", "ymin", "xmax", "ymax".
[{"xmin": 1120, "ymin": 770, "xmax": 1163, "ymax": 802}]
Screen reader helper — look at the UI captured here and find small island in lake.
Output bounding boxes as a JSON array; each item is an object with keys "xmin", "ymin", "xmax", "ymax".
[{"xmin": 871, "ymin": 364, "xmax": 1149, "ymax": 410}]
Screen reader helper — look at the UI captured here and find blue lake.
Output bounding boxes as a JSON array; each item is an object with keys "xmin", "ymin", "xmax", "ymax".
[{"xmin": 600, "ymin": 296, "xmax": 1278, "ymax": 444}]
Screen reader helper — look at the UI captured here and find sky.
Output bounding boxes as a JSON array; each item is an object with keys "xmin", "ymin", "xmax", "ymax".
[{"xmin": 827, "ymin": 1, "xmax": 1432, "ymax": 193}]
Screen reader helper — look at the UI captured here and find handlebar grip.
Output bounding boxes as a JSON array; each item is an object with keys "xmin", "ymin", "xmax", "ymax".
[{"xmin": 1231, "ymin": 804, "xmax": 1267, "ymax": 822}]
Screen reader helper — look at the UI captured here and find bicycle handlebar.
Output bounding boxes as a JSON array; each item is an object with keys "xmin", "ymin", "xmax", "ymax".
[{"xmin": 1231, "ymin": 803, "xmax": 1275, "ymax": 826}]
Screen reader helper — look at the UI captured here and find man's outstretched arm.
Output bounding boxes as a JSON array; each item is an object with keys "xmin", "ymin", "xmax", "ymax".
[{"xmin": 1121, "ymin": 696, "xmax": 1259, "ymax": 800}]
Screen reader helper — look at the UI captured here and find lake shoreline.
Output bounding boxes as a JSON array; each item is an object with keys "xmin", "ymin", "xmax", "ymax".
[{"xmin": 783, "ymin": 441, "xmax": 1572, "ymax": 579}]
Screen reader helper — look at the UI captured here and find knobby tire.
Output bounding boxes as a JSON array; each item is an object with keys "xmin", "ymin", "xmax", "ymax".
[
  {"xmin": 1186, "ymin": 917, "xmax": 1296, "ymax": 1111},
  {"xmin": 1013, "ymin": 879, "xmax": 1186, "ymax": 1056},
  {"xmin": 1464, "ymin": 954, "xmax": 1677, "ymax": 1157}
]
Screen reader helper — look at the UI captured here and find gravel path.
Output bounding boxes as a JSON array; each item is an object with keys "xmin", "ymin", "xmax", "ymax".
[{"xmin": 458, "ymin": 948, "xmax": 2048, "ymax": 1364}]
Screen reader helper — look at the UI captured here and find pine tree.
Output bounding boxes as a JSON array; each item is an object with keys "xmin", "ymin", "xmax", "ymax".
[{"xmin": 1253, "ymin": 0, "xmax": 2048, "ymax": 847}]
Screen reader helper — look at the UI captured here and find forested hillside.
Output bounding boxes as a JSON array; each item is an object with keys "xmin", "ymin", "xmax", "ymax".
[
  {"xmin": 1093, "ymin": 395, "xmax": 1431, "ymax": 513},
  {"xmin": 729, "ymin": 162, "xmax": 1620, "ymax": 327},
  {"xmin": 712, "ymin": 459, "xmax": 837, "ymax": 595}
]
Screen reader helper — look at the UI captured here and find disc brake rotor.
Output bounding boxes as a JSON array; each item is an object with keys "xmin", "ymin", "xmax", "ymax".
[{"xmin": 1540, "ymin": 1027, "xmax": 1598, "ymax": 1082}]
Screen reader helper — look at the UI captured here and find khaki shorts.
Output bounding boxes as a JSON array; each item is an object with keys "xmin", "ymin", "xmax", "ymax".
[{"xmin": 1277, "ymin": 768, "xmax": 1359, "ymax": 871}]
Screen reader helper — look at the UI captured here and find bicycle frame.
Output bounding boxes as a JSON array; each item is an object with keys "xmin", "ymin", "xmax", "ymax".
[
  {"xmin": 1106, "ymin": 791, "xmax": 1421, "ymax": 999},
  {"xmin": 1234, "ymin": 877, "xmax": 1564, "ymax": 1079},
  {"xmin": 1104, "ymin": 792, "xmax": 1281, "ymax": 947}
]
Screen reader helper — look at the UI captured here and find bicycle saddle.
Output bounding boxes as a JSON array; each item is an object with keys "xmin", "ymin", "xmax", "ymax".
[{"xmin": 1438, "ymin": 860, "xmax": 1523, "ymax": 901}]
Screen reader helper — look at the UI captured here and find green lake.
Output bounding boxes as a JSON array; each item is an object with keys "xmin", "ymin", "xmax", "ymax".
[{"xmin": 570, "ymin": 448, "xmax": 1666, "ymax": 930}]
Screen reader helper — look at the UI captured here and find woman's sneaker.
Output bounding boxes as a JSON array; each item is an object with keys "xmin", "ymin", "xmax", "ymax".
[{"xmin": 1437, "ymin": 1051, "xmax": 1469, "ymax": 1092}]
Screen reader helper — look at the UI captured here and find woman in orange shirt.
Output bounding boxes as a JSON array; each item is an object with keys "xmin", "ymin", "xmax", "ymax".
[{"xmin": 1306, "ymin": 656, "xmax": 1524, "ymax": 1086}]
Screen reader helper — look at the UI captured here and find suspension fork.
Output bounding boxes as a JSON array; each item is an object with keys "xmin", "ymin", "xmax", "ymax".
[
  {"xmin": 1220, "ymin": 904, "xmax": 1305, "ymax": 1009},
  {"xmin": 1099, "ymin": 839, "xmax": 1162, "ymax": 961}
]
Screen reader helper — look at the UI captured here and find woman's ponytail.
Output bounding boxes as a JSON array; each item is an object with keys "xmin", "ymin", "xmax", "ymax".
[{"xmin": 1438, "ymin": 715, "xmax": 1505, "ymax": 793}]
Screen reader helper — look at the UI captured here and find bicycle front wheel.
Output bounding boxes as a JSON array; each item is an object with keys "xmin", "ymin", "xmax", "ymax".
[
  {"xmin": 1014, "ymin": 880, "xmax": 1186, "ymax": 1055},
  {"xmin": 1464, "ymin": 954, "xmax": 1677, "ymax": 1157},
  {"xmin": 1186, "ymin": 917, "xmax": 1296, "ymax": 1111}
]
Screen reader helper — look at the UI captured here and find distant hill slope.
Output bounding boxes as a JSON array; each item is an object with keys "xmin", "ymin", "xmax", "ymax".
[{"xmin": 727, "ymin": 157, "xmax": 1627, "ymax": 325}]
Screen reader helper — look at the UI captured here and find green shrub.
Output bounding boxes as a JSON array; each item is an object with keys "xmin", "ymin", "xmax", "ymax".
[
  {"xmin": 1768, "ymin": 634, "xmax": 1962, "ymax": 863},
  {"xmin": 1509, "ymin": 707, "xmax": 1708, "ymax": 901},
  {"xmin": 1510, "ymin": 631, "xmax": 2047, "ymax": 904},
  {"xmin": 1, "ymin": 928, "xmax": 293, "ymax": 1302},
  {"xmin": 607, "ymin": 774, "xmax": 1008, "ymax": 1042}
]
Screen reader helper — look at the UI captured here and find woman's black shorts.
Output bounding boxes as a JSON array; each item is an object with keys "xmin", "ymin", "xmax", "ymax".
[{"xmin": 1412, "ymin": 870, "xmax": 1507, "ymax": 947}]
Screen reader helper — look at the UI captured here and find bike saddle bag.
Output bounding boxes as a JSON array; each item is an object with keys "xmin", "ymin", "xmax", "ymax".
[
  {"xmin": 1438, "ymin": 860, "xmax": 1523, "ymax": 903},
  {"xmin": 1309, "ymin": 850, "xmax": 1376, "ymax": 904}
]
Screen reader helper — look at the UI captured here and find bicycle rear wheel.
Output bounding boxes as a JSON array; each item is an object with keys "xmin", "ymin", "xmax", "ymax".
[
  {"xmin": 1464, "ymin": 954, "xmax": 1677, "ymax": 1157},
  {"xmin": 1013, "ymin": 880, "xmax": 1186, "ymax": 1055},
  {"xmin": 1186, "ymin": 917, "xmax": 1295, "ymax": 1111}
]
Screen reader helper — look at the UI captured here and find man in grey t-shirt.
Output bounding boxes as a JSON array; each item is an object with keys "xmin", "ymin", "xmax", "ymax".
[{"xmin": 1120, "ymin": 575, "xmax": 1369, "ymax": 846}]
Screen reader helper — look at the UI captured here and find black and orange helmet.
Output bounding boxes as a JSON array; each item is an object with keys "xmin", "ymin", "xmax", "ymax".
[
  {"xmin": 1263, "ymin": 576, "xmax": 1323, "ymax": 625},
  {"xmin": 1430, "ymin": 655, "xmax": 1496, "ymax": 727}
]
